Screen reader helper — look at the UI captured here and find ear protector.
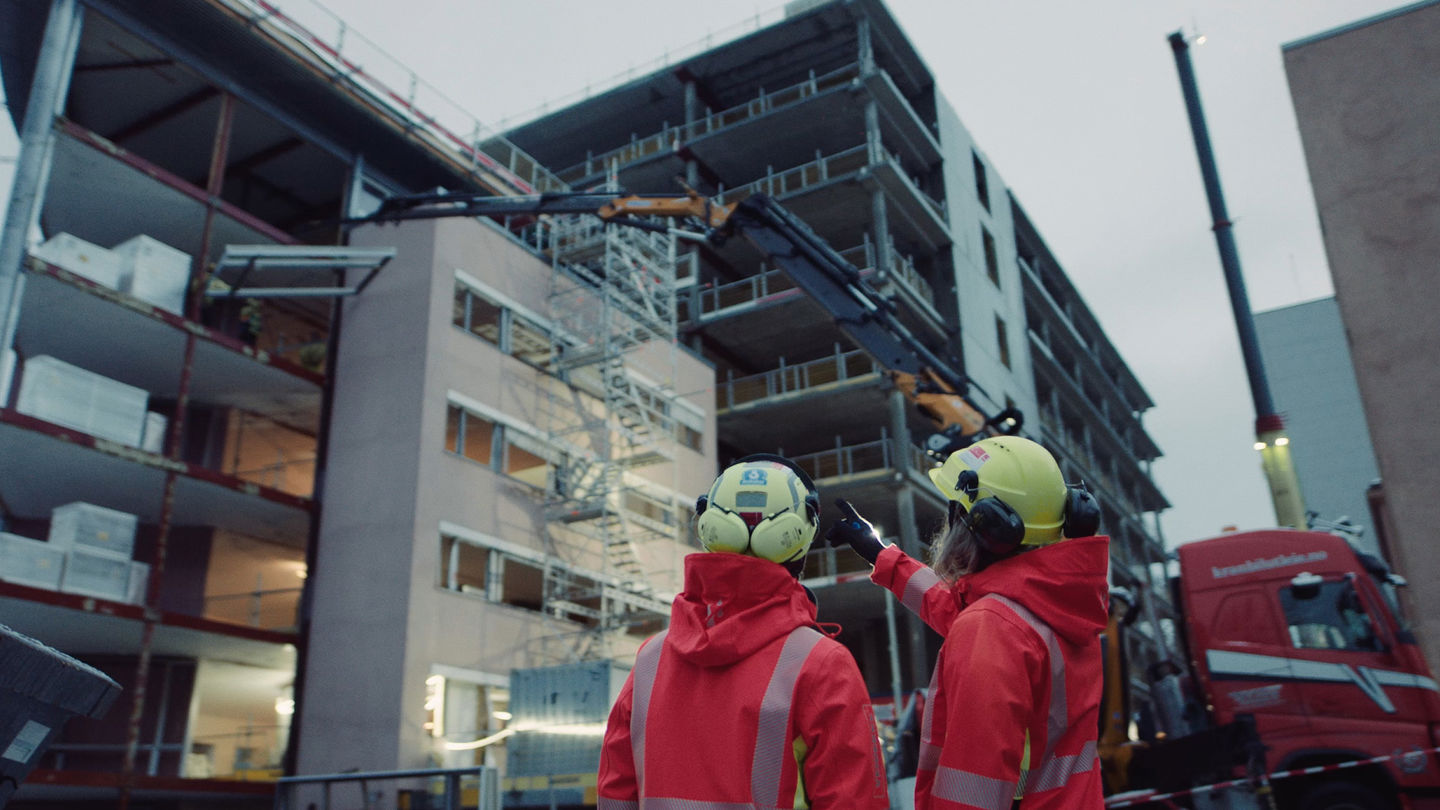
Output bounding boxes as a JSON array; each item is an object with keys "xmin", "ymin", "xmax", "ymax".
[
  {"xmin": 1062, "ymin": 483, "xmax": 1101, "ymax": 539},
  {"xmin": 950, "ymin": 468, "xmax": 1102, "ymax": 556},
  {"xmin": 694, "ymin": 453, "xmax": 821, "ymax": 564}
]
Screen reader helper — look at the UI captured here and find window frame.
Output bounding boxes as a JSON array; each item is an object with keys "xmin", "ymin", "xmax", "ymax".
[
  {"xmin": 972, "ymin": 151, "xmax": 991, "ymax": 212},
  {"xmin": 451, "ymin": 271, "xmax": 558, "ymax": 370},
  {"xmin": 982, "ymin": 225, "xmax": 1000, "ymax": 287},
  {"xmin": 995, "ymin": 315, "xmax": 1011, "ymax": 369},
  {"xmin": 444, "ymin": 392, "xmax": 559, "ymax": 489}
]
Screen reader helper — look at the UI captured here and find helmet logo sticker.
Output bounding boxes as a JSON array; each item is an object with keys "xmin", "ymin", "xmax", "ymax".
[
  {"xmin": 740, "ymin": 468, "xmax": 768, "ymax": 485},
  {"xmin": 959, "ymin": 445, "xmax": 990, "ymax": 468}
]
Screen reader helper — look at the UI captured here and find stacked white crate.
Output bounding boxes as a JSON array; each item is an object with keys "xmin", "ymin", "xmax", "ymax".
[
  {"xmin": 15, "ymin": 356, "xmax": 149, "ymax": 446},
  {"xmin": 113, "ymin": 235, "xmax": 190, "ymax": 315},
  {"xmin": 50, "ymin": 502, "xmax": 144, "ymax": 604},
  {"xmin": 140, "ymin": 411, "xmax": 168, "ymax": 454},
  {"xmin": 31, "ymin": 233, "xmax": 127, "ymax": 290},
  {"xmin": 49, "ymin": 502, "xmax": 137, "ymax": 557},
  {"xmin": 59, "ymin": 550, "xmax": 136, "ymax": 602},
  {"xmin": 0, "ymin": 533, "xmax": 65, "ymax": 591}
]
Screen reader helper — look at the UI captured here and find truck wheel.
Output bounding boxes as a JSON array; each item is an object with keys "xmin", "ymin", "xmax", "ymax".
[{"xmin": 1297, "ymin": 782, "xmax": 1390, "ymax": 810}]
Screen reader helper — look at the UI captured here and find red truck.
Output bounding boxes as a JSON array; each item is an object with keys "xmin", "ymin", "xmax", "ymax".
[{"xmin": 1107, "ymin": 529, "xmax": 1440, "ymax": 810}]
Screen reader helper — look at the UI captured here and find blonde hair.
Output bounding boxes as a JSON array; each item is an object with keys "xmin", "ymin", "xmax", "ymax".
[
  {"xmin": 928, "ymin": 519, "xmax": 983, "ymax": 582},
  {"xmin": 928, "ymin": 512, "xmax": 1029, "ymax": 583}
]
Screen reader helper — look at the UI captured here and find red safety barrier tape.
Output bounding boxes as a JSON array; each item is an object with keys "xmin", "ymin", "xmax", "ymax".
[{"xmin": 1105, "ymin": 744, "xmax": 1440, "ymax": 808}]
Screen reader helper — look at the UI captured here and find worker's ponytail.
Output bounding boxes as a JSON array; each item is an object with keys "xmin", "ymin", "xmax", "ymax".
[{"xmin": 929, "ymin": 515, "xmax": 989, "ymax": 581}]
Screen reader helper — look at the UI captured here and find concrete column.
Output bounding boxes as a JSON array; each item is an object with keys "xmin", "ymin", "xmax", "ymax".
[
  {"xmin": 857, "ymin": 16, "xmax": 875, "ymax": 75},
  {"xmin": 0, "ymin": 0, "xmax": 82, "ymax": 353},
  {"xmin": 683, "ymin": 80, "xmax": 700, "ymax": 188},
  {"xmin": 871, "ymin": 187, "xmax": 893, "ymax": 283},
  {"xmin": 890, "ymin": 387, "xmax": 931, "ymax": 687},
  {"xmin": 864, "ymin": 97, "xmax": 882, "ymax": 166}
]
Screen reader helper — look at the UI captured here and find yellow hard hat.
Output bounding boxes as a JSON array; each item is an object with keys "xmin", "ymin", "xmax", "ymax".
[
  {"xmin": 928, "ymin": 436, "xmax": 1067, "ymax": 547},
  {"xmin": 694, "ymin": 454, "xmax": 820, "ymax": 563}
]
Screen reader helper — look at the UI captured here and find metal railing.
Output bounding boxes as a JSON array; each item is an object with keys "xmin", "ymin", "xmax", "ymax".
[
  {"xmin": 717, "ymin": 145, "xmax": 870, "ymax": 205},
  {"xmin": 275, "ymin": 765, "xmax": 499, "ymax": 810},
  {"xmin": 790, "ymin": 438, "xmax": 890, "ymax": 481},
  {"xmin": 555, "ymin": 64, "xmax": 860, "ymax": 183},
  {"xmin": 1036, "ymin": 407, "xmax": 1143, "ymax": 521},
  {"xmin": 883, "ymin": 237, "xmax": 935, "ymax": 306},
  {"xmin": 203, "ymin": 587, "xmax": 304, "ymax": 630},
  {"xmin": 713, "ymin": 144, "xmax": 946, "ymax": 225},
  {"xmin": 231, "ymin": 455, "xmax": 317, "ymax": 495},
  {"xmin": 230, "ymin": 0, "xmax": 563, "ymax": 194},
  {"xmin": 719, "ymin": 348, "xmax": 879, "ymax": 410},
  {"xmin": 693, "ymin": 243, "xmax": 871, "ymax": 319}
]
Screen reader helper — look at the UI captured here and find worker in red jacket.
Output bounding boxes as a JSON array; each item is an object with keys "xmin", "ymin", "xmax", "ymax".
[
  {"xmin": 828, "ymin": 435, "xmax": 1109, "ymax": 810},
  {"xmin": 598, "ymin": 454, "xmax": 889, "ymax": 810}
]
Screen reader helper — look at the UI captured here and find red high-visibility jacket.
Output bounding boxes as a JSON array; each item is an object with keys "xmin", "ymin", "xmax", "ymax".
[
  {"xmin": 598, "ymin": 552, "xmax": 889, "ymax": 809},
  {"xmin": 871, "ymin": 537, "xmax": 1110, "ymax": 810}
]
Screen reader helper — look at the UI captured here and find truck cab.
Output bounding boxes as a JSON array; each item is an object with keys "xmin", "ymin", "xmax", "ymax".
[{"xmin": 1177, "ymin": 530, "xmax": 1440, "ymax": 810}]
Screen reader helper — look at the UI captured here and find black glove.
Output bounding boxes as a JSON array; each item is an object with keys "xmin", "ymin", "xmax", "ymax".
[{"xmin": 825, "ymin": 498, "xmax": 887, "ymax": 565}]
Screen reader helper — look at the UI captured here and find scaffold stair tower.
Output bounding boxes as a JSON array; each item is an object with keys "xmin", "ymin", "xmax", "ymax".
[{"xmin": 533, "ymin": 201, "xmax": 683, "ymax": 660}]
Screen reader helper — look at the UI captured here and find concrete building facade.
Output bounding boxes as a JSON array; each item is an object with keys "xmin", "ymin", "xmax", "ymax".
[{"xmin": 1284, "ymin": 0, "xmax": 1440, "ymax": 675}]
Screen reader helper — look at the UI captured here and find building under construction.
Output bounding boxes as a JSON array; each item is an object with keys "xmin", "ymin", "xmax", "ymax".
[
  {"xmin": 500, "ymin": 0, "xmax": 1174, "ymax": 730},
  {"xmin": 0, "ymin": 0, "xmax": 1171, "ymax": 807}
]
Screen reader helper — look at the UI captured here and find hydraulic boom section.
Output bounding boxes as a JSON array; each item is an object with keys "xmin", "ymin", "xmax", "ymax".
[{"xmin": 349, "ymin": 189, "xmax": 1017, "ymax": 446}]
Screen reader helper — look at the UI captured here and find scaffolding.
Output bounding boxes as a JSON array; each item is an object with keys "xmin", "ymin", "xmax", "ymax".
[{"xmin": 522, "ymin": 208, "xmax": 685, "ymax": 663}]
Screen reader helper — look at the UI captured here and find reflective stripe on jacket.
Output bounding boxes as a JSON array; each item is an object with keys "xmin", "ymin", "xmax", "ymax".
[
  {"xmin": 599, "ymin": 553, "xmax": 889, "ymax": 810},
  {"xmin": 872, "ymin": 539, "xmax": 1110, "ymax": 810}
]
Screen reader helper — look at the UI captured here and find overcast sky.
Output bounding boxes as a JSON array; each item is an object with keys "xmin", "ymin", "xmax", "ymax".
[{"xmin": 0, "ymin": 0, "xmax": 1405, "ymax": 547}]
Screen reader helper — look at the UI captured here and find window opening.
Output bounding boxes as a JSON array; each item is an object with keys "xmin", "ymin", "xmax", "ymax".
[
  {"xmin": 453, "ymin": 281, "xmax": 553, "ymax": 369},
  {"xmin": 445, "ymin": 402, "xmax": 552, "ymax": 487},
  {"xmin": 1279, "ymin": 579, "xmax": 1383, "ymax": 651},
  {"xmin": 467, "ymin": 294, "xmax": 503, "ymax": 346},
  {"xmin": 441, "ymin": 534, "xmax": 490, "ymax": 595},
  {"xmin": 500, "ymin": 556, "xmax": 544, "ymax": 612},
  {"xmin": 973, "ymin": 151, "xmax": 990, "ymax": 211},
  {"xmin": 983, "ymin": 226, "xmax": 999, "ymax": 287},
  {"xmin": 995, "ymin": 316, "xmax": 1011, "ymax": 368}
]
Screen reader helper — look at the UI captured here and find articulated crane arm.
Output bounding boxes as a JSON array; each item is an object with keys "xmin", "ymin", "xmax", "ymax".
[{"xmin": 349, "ymin": 189, "xmax": 1020, "ymax": 447}]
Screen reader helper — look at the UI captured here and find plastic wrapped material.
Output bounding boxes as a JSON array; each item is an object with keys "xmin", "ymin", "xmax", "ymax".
[
  {"xmin": 47, "ymin": 502, "xmax": 139, "ymax": 558},
  {"xmin": 0, "ymin": 533, "xmax": 65, "ymax": 591},
  {"xmin": 59, "ymin": 546, "xmax": 133, "ymax": 602},
  {"xmin": 1, "ymin": 347, "xmax": 13, "ymax": 407},
  {"xmin": 31, "ymin": 233, "xmax": 127, "ymax": 290},
  {"xmin": 114, "ymin": 235, "xmax": 191, "ymax": 314},
  {"xmin": 141, "ymin": 411, "xmax": 168, "ymax": 454},
  {"xmin": 127, "ymin": 561, "xmax": 150, "ymax": 605},
  {"xmin": 15, "ymin": 356, "xmax": 149, "ymax": 446}
]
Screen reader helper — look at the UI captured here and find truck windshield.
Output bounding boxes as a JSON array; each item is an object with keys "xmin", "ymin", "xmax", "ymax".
[{"xmin": 1278, "ymin": 580, "xmax": 1384, "ymax": 652}]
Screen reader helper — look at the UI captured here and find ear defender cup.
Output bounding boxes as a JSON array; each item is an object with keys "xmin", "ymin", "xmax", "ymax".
[
  {"xmin": 967, "ymin": 497, "xmax": 1026, "ymax": 555},
  {"xmin": 696, "ymin": 506, "xmax": 753, "ymax": 554},
  {"xmin": 1062, "ymin": 487, "xmax": 1101, "ymax": 538},
  {"xmin": 749, "ymin": 510, "xmax": 817, "ymax": 563}
]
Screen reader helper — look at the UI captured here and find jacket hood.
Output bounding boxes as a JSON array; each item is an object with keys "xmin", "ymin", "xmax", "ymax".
[
  {"xmin": 667, "ymin": 552, "xmax": 818, "ymax": 667},
  {"xmin": 952, "ymin": 535, "xmax": 1110, "ymax": 644}
]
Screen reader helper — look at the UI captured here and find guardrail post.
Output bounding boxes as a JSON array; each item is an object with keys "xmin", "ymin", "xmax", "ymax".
[{"xmin": 445, "ymin": 771, "xmax": 460, "ymax": 810}]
